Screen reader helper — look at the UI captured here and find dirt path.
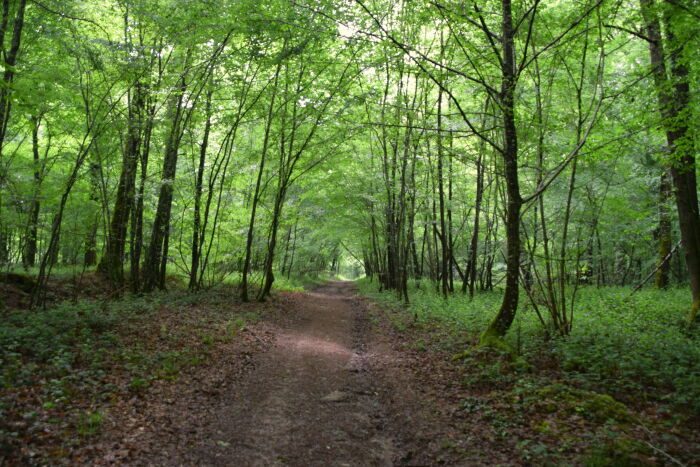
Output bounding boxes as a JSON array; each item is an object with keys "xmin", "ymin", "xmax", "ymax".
[
  {"xmin": 80, "ymin": 281, "xmax": 700, "ymax": 466},
  {"xmin": 91, "ymin": 281, "xmax": 484, "ymax": 466},
  {"xmin": 188, "ymin": 281, "xmax": 395, "ymax": 466}
]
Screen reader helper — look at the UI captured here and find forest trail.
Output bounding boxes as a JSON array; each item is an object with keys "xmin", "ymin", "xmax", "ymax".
[
  {"xmin": 188, "ymin": 280, "xmax": 396, "ymax": 466},
  {"xmin": 93, "ymin": 281, "xmax": 479, "ymax": 466}
]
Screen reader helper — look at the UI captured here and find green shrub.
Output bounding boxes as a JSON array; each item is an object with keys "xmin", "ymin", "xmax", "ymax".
[
  {"xmin": 76, "ymin": 410, "xmax": 104, "ymax": 436},
  {"xmin": 0, "ymin": 301, "xmax": 120, "ymax": 364},
  {"xmin": 356, "ymin": 278, "xmax": 700, "ymax": 410}
]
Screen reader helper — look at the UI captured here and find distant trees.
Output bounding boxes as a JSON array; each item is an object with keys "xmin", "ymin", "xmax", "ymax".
[
  {"xmin": 354, "ymin": 0, "xmax": 610, "ymax": 340},
  {"xmin": 0, "ymin": 0, "xmax": 696, "ymax": 335}
]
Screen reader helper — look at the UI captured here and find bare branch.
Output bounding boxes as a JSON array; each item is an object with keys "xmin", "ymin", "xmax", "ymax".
[{"xmin": 604, "ymin": 23, "xmax": 653, "ymax": 42}]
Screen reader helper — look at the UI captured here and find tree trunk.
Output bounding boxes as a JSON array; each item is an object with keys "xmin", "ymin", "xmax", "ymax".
[
  {"xmin": 0, "ymin": 0, "xmax": 27, "ymax": 261},
  {"xmin": 259, "ymin": 190, "xmax": 286, "ymax": 299},
  {"xmin": 481, "ymin": 0, "xmax": 521, "ymax": 343},
  {"xmin": 130, "ymin": 99, "xmax": 154, "ymax": 291},
  {"xmin": 84, "ymin": 161, "xmax": 100, "ymax": 267},
  {"xmin": 286, "ymin": 219, "xmax": 298, "ymax": 279},
  {"xmin": 24, "ymin": 115, "xmax": 42, "ymax": 267},
  {"xmin": 656, "ymin": 169, "xmax": 673, "ymax": 288},
  {"xmin": 142, "ymin": 77, "xmax": 187, "ymax": 292},
  {"xmin": 640, "ymin": 0, "xmax": 700, "ymax": 324},
  {"xmin": 189, "ymin": 89, "xmax": 213, "ymax": 290},
  {"xmin": 465, "ymin": 151, "xmax": 484, "ymax": 297},
  {"xmin": 241, "ymin": 61, "xmax": 282, "ymax": 301},
  {"xmin": 436, "ymin": 85, "xmax": 449, "ymax": 298},
  {"xmin": 0, "ymin": 0, "xmax": 26, "ymax": 151},
  {"xmin": 99, "ymin": 84, "xmax": 143, "ymax": 287}
]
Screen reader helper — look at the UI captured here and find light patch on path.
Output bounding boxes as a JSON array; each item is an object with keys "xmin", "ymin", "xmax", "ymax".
[
  {"xmin": 186, "ymin": 281, "xmax": 396, "ymax": 466},
  {"xmin": 95, "ymin": 281, "xmax": 486, "ymax": 466}
]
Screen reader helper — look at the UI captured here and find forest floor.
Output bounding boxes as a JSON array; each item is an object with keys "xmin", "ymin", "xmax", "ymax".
[
  {"xmin": 74, "ymin": 280, "xmax": 495, "ymax": 466},
  {"xmin": 3, "ymin": 280, "xmax": 698, "ymax": 465}
]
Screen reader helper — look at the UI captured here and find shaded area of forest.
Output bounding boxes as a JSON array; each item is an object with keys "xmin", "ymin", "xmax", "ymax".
[
  {"xmin": 0, "ymin": 0, "xmax": 699, "ymax": 464},
  {"xmin": 0, "ymin": 277, "xmax": 280, "ymax": 462}
]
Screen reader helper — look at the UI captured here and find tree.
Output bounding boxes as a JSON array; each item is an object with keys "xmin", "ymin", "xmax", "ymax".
[{"xmin": 640, "ymin": 0, "xmax": 700, "ymax": 324}]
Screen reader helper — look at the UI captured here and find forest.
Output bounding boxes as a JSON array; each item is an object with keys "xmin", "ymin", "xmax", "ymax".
[{"xmin": 0, "ymin": 0, "xmax": 699, "ymax": 464}]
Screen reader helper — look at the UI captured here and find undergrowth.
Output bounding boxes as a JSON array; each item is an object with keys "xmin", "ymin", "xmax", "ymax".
[
  {"xmin": 211, "ymin": 270, "xmax": 332, "ymax": 293},
  {"xmin": 356, "ymin": 277, "xmax": 700, "ymax": 411},
  {"xmin": 0, "ymin": 284, "xmax": 270, "ymax": 462},
  {"xmin": 274, "ymin": 273, "xmax": 335, "ymax": 292},
  {"xmin": 358, "ymin": 277, "xmax": 700, "ymax": 464}
]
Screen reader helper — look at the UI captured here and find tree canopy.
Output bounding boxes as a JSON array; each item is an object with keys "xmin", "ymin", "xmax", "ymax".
[
  {"xmin": 2, "ymin": 0, "xmax": 700, "ymax": 463},
  {"xmin": 0, "ymin": 0, "xmax": 698, "ymax": 337}
]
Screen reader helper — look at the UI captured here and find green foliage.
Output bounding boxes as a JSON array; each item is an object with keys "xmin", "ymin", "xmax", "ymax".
[
  {"xmin": 127, "ymin": 377, "xmax": 149, "ymax": 393},
  {"xmin": 1, "ymin": 0, "xmax": 696, "ymax": 462},
  {"xmin": 584, "ymin": 432, "xmax": 653, "ymax": 467},
  {"xmin": 0, "ymin": 302, "xmax": 120, "ymax": 365},
  {"xmin": 76, "ymin": 411, "xmax": 104, "ymax": 437},
  {"xmin": 357, "ymin": 277, "xmax": 500, "ymax": 330},
  {"xmin": 357, "ymin": 278, "xmax": 700, "ymax": 410},
  {"xmin": 273, "ymin": 273, "xmax": 335, "ymax": 292},
  {"xmin": 557, "ymin": 288, "xmax": 700, "ymax": 409}
]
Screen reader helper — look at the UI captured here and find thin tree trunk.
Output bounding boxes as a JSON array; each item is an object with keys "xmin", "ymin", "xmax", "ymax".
[
  {"xmin": 84, "ymin": 161, "xmax": 100, "ymax": 267},
  {"xmin": 286, "ymin": 219, "xmax": 298, "ymax": 279},
  {"xmin": 24, "ymin": 115, "xmax": 42, "ymax": 267},
  {"xmin": 32, "ymin": 144, "xmax": 93, "ymax": 306},
  {"xmin": 436, "ymin": 85, "xmax": 449, "ymax": 298},
  {"xmin": 481, "ymin": 0, "xmax": 521, "ymax": 342},
  {"xmin": 281, "ymin": 223, "xmax": 293, "ymax": 276},
  {"xmin": 259, "ymin": 190, "xmax": 285, "ymax": 299},
  {"xmin": 189, "ymin": 88, "xmax": 213, "ymax": 290},
  {"xmin": 241, "ymin": 61, "xmax": 282, "ymax": 301},
  {"xmin": 130, "ymin": 99, "xmax": 154, "ymax": 291},
  {"xmin": 656, "ymin": 169, "xmax": 673, "ymax": 288},
  {"xmin": 466, "ymin": 151, "xmax": 484, "ymax": 297}
]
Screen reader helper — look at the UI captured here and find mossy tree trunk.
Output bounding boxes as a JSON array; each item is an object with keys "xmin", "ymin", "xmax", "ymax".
[
  {"xmin": 480, "ymin": 0, "xmax": 521, "ymax": 343},
  {"xmin": 640, "ymin": 0, "xmax": 700, "ymax": 324},
  {"xmin": 655, "ymin": 170, "xmax": 673, "ymax": 289}
]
